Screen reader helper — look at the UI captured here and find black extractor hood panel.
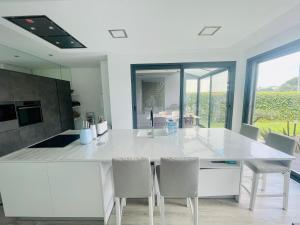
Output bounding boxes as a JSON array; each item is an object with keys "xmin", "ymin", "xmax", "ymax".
[{"xmin": 4, "ymin": 15, "xmax": 86, "ymax": 49}]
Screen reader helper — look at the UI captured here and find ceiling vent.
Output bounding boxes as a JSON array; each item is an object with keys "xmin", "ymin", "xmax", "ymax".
[
  {"xmin": 4, "ymin": 15, "xmax": 86, "ymax": 49},
  {"xmin": 198, "ymin": 26, "xmax": 221, "ymax": 36},
  {"xmin": 108, "ymin": 29, "xmax": 128, "ymax": 38}
]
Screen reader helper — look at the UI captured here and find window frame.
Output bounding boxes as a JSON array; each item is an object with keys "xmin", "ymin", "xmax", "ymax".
[
  {"xmin": 242, "ymin": 39, "xmax": 300, "ymax": 183},
  {"xmin": 131, "ymin": 61, "xmax": 236, "ymax": 129}
]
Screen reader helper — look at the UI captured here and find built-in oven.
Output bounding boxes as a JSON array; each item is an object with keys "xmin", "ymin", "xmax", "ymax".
[
  {"xmin": 15, "ymin": 101, "xmax": 43, "ymax": 127},
  {"xmin": 0, "ymin": 102, "xmax": 18, "ymax": 132}
]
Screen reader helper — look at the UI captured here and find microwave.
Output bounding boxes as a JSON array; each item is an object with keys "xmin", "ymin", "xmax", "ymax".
[{"xmin": 15, "ymin": 101, "xmax": 43, "ymax": 127}]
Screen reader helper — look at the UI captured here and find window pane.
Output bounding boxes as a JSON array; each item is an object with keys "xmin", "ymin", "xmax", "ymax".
[
  {"xmin": 183, "ymin": 75, "xmax": 198, "ymax": 128},
  {"xmin": 199, "ymin": 77, "xmax": 210, "ymax": 128},
  {"xmin": 210, "ymin": 71, "xmax": 228, "ymax": 128}
]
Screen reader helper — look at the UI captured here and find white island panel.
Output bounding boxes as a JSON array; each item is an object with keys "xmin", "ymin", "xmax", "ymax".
[
  {"xmin": 48, "ymin": 162, "xmax": 104, "ymax": 217},
  {"xmin": 0, "ymin": 162, "xmax": 53, "ymax": 217}
]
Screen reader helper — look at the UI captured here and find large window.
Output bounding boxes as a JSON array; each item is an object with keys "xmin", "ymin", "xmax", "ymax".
[
  {"xmin": 131, "ymin": 62, "xmax": 236, "ymax": 129},
  {"xmin": 243, "ymin": 39, "xmax": 300, "ymax": 179}
]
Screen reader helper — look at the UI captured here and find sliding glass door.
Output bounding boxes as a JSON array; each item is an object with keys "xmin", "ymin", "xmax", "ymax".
[
  {"xmin": 131, "ymin": 62, "xmax": 235, "ymax": 129},
  {"xmin": 183, "ymin": 68, "xmax": 229, "ymax": 128}
]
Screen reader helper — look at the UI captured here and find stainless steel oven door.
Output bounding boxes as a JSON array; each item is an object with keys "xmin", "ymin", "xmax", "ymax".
[{"xmin": 16, "ymin": 101, "xmax": 43, "ymax": 127}]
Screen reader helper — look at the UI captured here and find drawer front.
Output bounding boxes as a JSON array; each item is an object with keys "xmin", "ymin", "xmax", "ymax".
[{"xmin": 198, "ymin": 168, "xmax": 241, "ymax": 197}]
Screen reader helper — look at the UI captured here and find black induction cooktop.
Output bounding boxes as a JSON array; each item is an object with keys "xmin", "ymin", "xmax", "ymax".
[{"xmin": 29, "ymin": 134, "xmax": 80, "ymax": 148}]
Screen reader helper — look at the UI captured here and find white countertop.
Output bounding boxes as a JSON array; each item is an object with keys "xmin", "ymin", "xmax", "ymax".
[{"xmin": 0, "ymin": 128, "xmax": 295, "ymax": 162}]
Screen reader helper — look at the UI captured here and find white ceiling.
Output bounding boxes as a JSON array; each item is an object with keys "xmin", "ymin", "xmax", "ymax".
[
  {"xmin": 0, "ymin": 43, "xmax": 60, "ymax": 69},
  {"xmin": 0, "ymin": 0, "xmax": 299, "ymax": 67}
]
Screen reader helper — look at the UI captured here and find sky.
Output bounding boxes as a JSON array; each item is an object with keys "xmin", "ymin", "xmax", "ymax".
[
  {"xmin": 185, "ymin": 70, "xmax": 228, "ymax": 93},
  {"xmin": 257, "ymin": 51, "xmax": 300, "ymax": 88}
]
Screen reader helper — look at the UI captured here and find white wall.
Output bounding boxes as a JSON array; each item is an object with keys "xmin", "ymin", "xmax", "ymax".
[
  {"xmin": 71, "ymin": 67, "xmax": 104, "ymax": 122},
  {"xmin": 245, "ymin": 23, "xmax": 300, "ymax": 58},
  {"xmin": 107, "ymin": 20, "xmax": 300, "ymax": 130},
  {"xmin": 107, "ymin": 50, "xmax": 245, "ymax": 130}
]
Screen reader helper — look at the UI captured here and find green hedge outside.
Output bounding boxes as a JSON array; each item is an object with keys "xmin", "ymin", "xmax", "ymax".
[{"xmin": 254, "ymin": 91, "xmax": 300, "ymax": 122}]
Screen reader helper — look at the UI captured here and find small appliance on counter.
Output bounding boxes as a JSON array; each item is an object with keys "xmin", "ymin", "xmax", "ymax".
[
  {"xmin": 80, "ymin": 121, "xmax": 93, "ymax": 145},
  {"xmin": 167, "ymin": 119, "xmax": 177, "ymax": 134}
]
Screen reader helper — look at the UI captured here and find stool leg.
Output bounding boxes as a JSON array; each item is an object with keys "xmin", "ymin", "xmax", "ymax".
[
  {"xmin": 249, "ymin": 173, "xmax": 259, "ymax": 211},
  {"xmin": 187, "ymin": 198, "xmax": 194, "ymax": 215},
  {"xmin": 155, "ymin": 166, "xmax": 160, "ymax": 207},
  {"xmin": 115, "ymin": 197, "xmax": 121, "ymax": 225},
  {"xmin": 261, "ymin": 174, "xmax": 267, "ymax": 192},
  {"xmin": 121, "ymin": 198, "xmax": 127, "ymax": 207},
  {"xmin": 193, "ymin": 197, "xmax": 198, "ymax": 225},
  {"xmin": 149, "ymin": 196, "xmax": 154, "ymax": 225},
  {"xmin": 283, "ymin": 171, "xmax": 290, "ymax": 210},
  {"xmin": 160, "ymin": 196, "xmax": 165, "ymax": 225}
]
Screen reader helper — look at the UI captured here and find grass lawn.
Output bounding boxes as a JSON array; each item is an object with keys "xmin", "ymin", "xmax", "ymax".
[{"xmin": 255, "ymin": 120, "xmax": 300, "ymax": 137}]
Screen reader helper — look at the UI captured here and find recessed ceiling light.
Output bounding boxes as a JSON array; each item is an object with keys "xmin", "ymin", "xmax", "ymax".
[
  {"xmin": 198, "ymin": 26, "xmax": 221, "ymax": 36},
  {"xmin": 108, "ymin": 29, "xmax": 128, "ymax": 38},
  {"xmin": 49, "ymin": 26, "xmax": 54, "ymax": 30},
  {"xmin": 14, "ymin": 55, "xmax": 20, "ymax": 58},
  {"xmin": 70, "ymin": 41, "xmax": 74, "ymax": 44},
  {"xmin": 55, "ymin": 41, "xmax": 60, "ymax": 45},
  {"xmin": 30, "ymin": 26, "xmax": 36, "ymax": 30}
]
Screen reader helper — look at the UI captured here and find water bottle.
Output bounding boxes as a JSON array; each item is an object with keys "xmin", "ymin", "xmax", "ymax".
[{"xmin": 167, "ymin": 119, "xmax": 177, "ymax": 134}]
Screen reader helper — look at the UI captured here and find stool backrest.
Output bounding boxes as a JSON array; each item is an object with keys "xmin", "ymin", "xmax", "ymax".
[
  {"xmin": 265, "ymin": 132, "xmax": 296, "ymax": 167},
  {"xmin": 159, "ymin": 157, "xmax": 199, "ymax": 198},
  {"xmin": 112, "ymin": 158, "xmax": 152, "ymax": 198},
  {"xmin": 240, "ymin": 123, "xmax": 259, "ymax": 140}
]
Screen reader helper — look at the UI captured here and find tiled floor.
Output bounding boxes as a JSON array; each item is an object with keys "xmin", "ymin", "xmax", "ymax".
[{"xmin": 1, "ymin": 169, "xmax": 300, "ymax": 225}]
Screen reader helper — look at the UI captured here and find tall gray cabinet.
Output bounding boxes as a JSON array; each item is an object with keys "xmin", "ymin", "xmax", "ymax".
[{"xmin": 0, "ymin": 69, "xmax": 74, "ymax": 156}]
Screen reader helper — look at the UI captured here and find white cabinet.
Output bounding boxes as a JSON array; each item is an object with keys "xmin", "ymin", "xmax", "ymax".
[
  {"xmin": 0, "ymin": 161, "xmax": 114, "ymax": 224},
  {"xmin": 198, "ymin": 161, "xmax": 241, "ymax": 197},
  {"xmin": 0, "ymin": 163, "xmax": 53, "ymax": 217}
]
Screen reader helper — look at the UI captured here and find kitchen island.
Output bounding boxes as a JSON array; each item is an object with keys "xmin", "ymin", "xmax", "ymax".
[{"xmin": 0, "ymin": 128, "xmax": 294, "ymax": 224}]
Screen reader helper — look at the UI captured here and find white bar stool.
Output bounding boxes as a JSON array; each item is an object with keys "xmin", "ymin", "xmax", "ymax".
[
  {"xmin": 240, "ymin": 123, "xmax": 270, "ymax": 191},
  {"xmin": 243, "ymin": 132, "xmax": 296, "ymax": 210},
  {"xmin": 112, "ymin": 158, "xmax": 154, "ymax": 225},
  {"xmin": 240, "ymin": 123, "xmax": 259, "ymax": 141},
  {"xmin": 156, "ymin": 157, "xmax": 200, "ymax": 225}
]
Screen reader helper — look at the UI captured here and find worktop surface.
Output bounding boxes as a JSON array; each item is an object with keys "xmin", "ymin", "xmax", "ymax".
[{"xmin": 0, "ymin": 128, "xmax": 295, "ymax": 162}]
